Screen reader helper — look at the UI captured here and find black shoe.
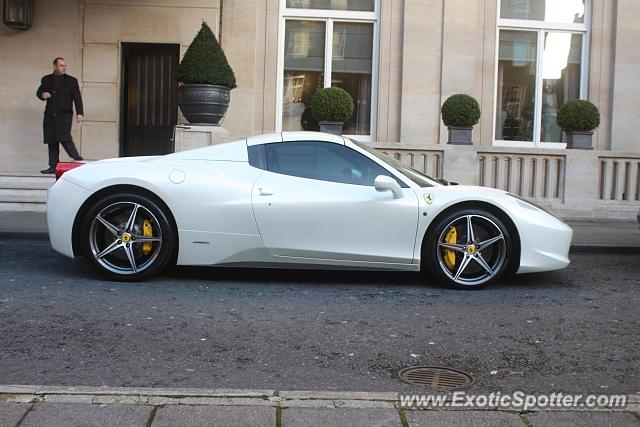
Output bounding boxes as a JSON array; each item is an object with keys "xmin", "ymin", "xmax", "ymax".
[
  {"xmin": 73, "ymin": 156, "xmax": 84, "ymax": 161},
  {"xmin": 40, "ymin": 167, "xmax": 55, "ymax": 174}
]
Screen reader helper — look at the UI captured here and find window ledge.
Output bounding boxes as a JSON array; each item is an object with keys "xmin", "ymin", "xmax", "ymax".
[{"xmin": 493, "ymin": 140, "xmax": 567, "ymax": 150}]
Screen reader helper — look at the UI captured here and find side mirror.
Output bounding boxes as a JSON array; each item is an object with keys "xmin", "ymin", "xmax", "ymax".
[{"xmin": 374, "ymin": 175, "xmax": 403, "ymax": 199}]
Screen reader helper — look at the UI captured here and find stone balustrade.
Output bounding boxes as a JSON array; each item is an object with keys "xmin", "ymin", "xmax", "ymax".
[{"xmin": 376, "ymin": 144, "xmax": 640, "ymax": 220}]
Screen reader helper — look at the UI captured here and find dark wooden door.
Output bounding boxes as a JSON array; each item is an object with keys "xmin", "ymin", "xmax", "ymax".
[{"xmin": 121, "ymin": 43, "xmax": 179, "ymax": 156}]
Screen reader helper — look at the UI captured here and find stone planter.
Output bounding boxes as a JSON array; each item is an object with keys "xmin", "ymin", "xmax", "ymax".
[
  {"xmin": 566, "ymin": 131, "xmax": 594, "ymax": 150},
  {"xmin": 178, "ymin": 84, "xmax": 230, "ymax": 125},
  {"xmin": 319, "ymin": 121, "xmax": 344, "ymax": 135},
  {"xmin": 447, "ymin": 126, "xmax": 473, "ymax": 145}
]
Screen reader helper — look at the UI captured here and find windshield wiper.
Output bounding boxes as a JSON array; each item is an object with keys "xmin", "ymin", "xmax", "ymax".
[{"xmin": 436, "ymin": 178, "xmax": 459, "ymax": 186}]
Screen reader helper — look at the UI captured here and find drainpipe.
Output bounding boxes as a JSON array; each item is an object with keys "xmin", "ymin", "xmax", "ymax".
[{"xmin": 218, "ymin": 0, "xmax": 223, "ymax": 44}]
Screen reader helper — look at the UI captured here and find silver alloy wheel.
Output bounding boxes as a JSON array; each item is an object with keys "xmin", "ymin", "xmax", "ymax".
[
  {"xmin": 436, "ymin": 214, "xmax": 507, "ymax": 286},
  {"xmin": 89, "ymin": 202, "xmax": 163, "ymax": 275}
]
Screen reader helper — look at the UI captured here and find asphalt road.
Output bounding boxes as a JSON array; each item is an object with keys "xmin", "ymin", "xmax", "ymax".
[{"xmin": 0, "ymin": 237, "xmax": 638, "ymax": 395}]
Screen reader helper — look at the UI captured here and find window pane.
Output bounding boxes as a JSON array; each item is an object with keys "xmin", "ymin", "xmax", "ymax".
[
  {"xmin": 496, "ymin": 30, "xmax": 538, "ymax": 142},
  {"xmin": 331, "ymin": 22, "xmax": 373, "ymax": 135},
  {"xmin": 267, "ymin": 142, "xmax": 317, "ymax": 179},
  {"xmin": 541, "ymin": 33, "xmax": 582, "ymax": 142},
  {"xmin": 352, "ymin": 140, "xmax": 437, "ymax": 187},
  {"xmin": 286, "ymin": 0, "xmax": 374, "ymax": 12},
  {"xmin": 500, "ymin": 0, "xmax": 585, "ymax": 24},
  {"xmin": 266, "ymin": 141, "xmax": 396, "ymax": 186},
  {"xmin": 283, "ymin": 20, "xmax": 325, "ymax": 132}
]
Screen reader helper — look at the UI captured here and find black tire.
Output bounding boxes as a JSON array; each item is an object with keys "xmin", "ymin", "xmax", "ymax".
[
  {"xmin": 79, "ymin": 193, "xmax": 176, "ymax": 281},
  {"xmin": 423, "ymin": 208, "xmax": 516, "ymax": 290}
]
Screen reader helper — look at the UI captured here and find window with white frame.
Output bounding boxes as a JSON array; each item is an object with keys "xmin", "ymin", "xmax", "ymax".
[
  {"xmin": 495, "ymin": 0, "xmax": 589, "ymax": 148},
  {"xmin": 278, "ymin": 0, "xmax": 378, "ymax": 139}
]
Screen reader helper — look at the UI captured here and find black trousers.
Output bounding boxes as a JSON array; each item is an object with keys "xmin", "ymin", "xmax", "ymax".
[{"xmin": 47, "ymin": 141, "xmax": 81, "ymax": 167}]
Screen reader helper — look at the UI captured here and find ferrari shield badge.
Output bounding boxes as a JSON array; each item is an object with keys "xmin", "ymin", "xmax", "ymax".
[{"xmin": 424, "ymin": 193, "xmax": 435, "ymax": 204}]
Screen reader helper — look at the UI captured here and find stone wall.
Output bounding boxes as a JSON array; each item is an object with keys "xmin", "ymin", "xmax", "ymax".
[
  {"xmin": 218, "ymin": 0, "xmax": 279, "ymax": 140},
  {"xmin": 1, "ymin": 0, "xmax": 639, "ymax": 181},
  {"xmin": 0, "ymin": 0, "xmax": 81, "ymax": 173},
  {"xmin": 80, "ymin": 0, "xmax": 219, "ymax": 160},
  {"xmin": 0, "ymin": 0, "xmax": 219, "ymax": 173},
  {"xmin": 610, "ymin": 0, "xmax": 640, "ymax": 152},
  {"xmin": 394, "ymin": 0, "xmax": 624, "ymax": 152}
]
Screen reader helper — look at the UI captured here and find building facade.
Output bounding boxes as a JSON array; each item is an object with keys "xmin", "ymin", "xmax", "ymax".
[{"xmin": 1, "ymin": 0, "xmax": 639, "ymax": 218}]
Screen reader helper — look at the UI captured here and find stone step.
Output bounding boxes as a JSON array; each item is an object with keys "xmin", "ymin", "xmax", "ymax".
[
  {"xmin": 0, "ymin": 188, "xmax": 48, "ymax": 204},
  {"xmin": 0, "ymin": 175, "xmax": 53, "ymax": 210},
  {"xmin": 0, "ymin": 175, "xmax": 55, "ymax": 190},
  {"xmin": 0, "ymin": 202, "xmax": 46, "ymax": 212}
]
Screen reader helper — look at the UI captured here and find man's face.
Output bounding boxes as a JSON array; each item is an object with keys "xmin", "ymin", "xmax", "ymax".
[{"xmin": 54, "ymin": 59, "xmax": 66, "ymax": 74}]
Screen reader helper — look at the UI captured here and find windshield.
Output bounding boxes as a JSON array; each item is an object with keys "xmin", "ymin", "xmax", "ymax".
[{"xmin": 351, "ymin": 140, "xmax": 441, "ymax": 188}]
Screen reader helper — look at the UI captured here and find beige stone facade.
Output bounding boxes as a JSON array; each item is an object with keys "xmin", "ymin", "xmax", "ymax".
[
  {"xmin": 1, "ymin": 0, "xmax": 639, "ymax": 218},
  {"xmin": 1, "ymin": 0, "xmax": 219, "ymax": 173}
]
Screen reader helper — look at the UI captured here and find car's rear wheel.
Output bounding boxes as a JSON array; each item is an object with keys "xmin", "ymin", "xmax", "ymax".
[
  {"xmin": 424, "ymin": 208, "xmax": 515, "ymax": 289},
  {"xmin": 80, "ymin": 193, "xmax": 175, "ymax": 281}
]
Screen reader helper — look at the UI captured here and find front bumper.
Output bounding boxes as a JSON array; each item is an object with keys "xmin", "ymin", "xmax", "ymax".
[{"xmin": 516, "ymin": 208, "xmax": 573, "ymax": 274}]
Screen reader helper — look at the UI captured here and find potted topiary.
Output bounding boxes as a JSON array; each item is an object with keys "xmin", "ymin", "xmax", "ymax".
[
  {"xmin": 441, "ymin": 94, "xmax": 481, "ymax": 145},
  {"xmin": 556, "ymin": 100, "xmax": 600, "ymax": 150},
  {"xmin": 177, "ymin": 21, "xmax": 236, "ymax": 125},
  {"xmin": 311, "ymin": 87, "xmax": 354, "ymax": 135}
]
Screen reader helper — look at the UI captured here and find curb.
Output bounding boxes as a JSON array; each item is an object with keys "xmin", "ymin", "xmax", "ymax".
[
  {"xmin": 569, "ymin": 244, "xmax": 640, "ymax": 254},
  {"xmin": 0, "ymin": 385, "xmax": 638, "ymax": 412},
  {"xmin": 2, "ymin": 231, "xmax": 640, "ymax": 255},
  {"xmin": 0, "ymin": 231, "xmax": 48, "ymax": 240},
  {"xmin": 0, "ymin": 386, "xmax": 397, "ymax": 410}
]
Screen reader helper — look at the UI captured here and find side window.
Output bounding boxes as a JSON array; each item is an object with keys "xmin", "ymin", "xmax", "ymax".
[
  {"xmin": 264, "ymin": 141, "xmax": 407, "ymax": 187},
  {"xmin": 248, "ymin": 144, "xmax": 267, "ymax": 170},
  {"xmin": 266, "ymin": 142, "xmax": 317, "ymax": 179}
]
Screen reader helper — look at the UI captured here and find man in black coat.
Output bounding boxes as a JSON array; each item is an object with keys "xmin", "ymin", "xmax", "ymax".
[{"xmin": 36, "ymin": 57, "xmax": 84, "ymax": 174}]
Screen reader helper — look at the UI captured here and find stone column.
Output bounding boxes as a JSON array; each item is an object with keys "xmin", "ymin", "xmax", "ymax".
[
  {"xmin": 173, "ymin": 126, "xmax": 229, "ymax": 152},
  {"xmin": 562, "ymin": 150, "xmax": 598, "ymax": 218},
  {"xmin": 439, "ymin": 0, "xmax": 486, "ymax": 146},
  {"xmin": 399, "ymin": 0, "xmax": 444, "ymax": 145},
  {"xmin": 441, "ymin": 145, "xmax": 479, "ymax": 186},
  {"xmin": 610, "ymin": 0, "xmax": 640, "ymax": 152}
]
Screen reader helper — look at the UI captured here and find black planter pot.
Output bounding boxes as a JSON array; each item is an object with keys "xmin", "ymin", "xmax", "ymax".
[
  {"xmin": 178, "ymin": 84, "xmax": 230, "ymax": 125},
  {"xmin": 319, "ymin": 121, "xmax": 344, "ymax": 135},
  {"xmin": 447, "ymin": 126, "xmax": 473, "ymax": 145},
  {"xmin": 566, "ymin": 130, "xmax": 594, "ymax": 150}
]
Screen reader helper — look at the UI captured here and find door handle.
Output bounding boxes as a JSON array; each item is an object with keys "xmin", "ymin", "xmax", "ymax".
[{"xmin": 257, "ymin": 188, "xmax": 274, "ymax": 196}]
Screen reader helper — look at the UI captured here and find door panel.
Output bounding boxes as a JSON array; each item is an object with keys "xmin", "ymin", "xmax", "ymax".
[
  {"xmin": 121, "ymin": 43, "xmax": 179, "ymax": 156},
  {"xmin": 251, "ymin": 171, "xmax": 419, "ymax": 263}
]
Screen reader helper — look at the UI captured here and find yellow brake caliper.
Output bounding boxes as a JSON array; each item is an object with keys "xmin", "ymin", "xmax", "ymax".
[
  {"xmin": 142, "ymin": 219, "xmax": 153, "ymax": 255},
  {"xmin": 443, "ymin": 226, "xmax": 457, "ymax": 271}
]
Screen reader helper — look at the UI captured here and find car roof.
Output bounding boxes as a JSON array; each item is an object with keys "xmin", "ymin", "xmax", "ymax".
[{"xmin": 246, "ymin": 131, "xmax": 346, "ymax": 146}]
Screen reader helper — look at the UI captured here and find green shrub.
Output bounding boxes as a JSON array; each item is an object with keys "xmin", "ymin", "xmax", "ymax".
[
  {"xmin": 177, "ymin": 22, "xmax": 236, "ymax": 89},
  {"xmin": 441, "ymin": 94, "xmax": 481, "ymax": 127},
  {"xmin": 556, "ymin": 100, "xmax": 600, "ymax": 132},
  {"xmin": 311, "ymin": 87, "xmax": 354, "ymax": 122}
]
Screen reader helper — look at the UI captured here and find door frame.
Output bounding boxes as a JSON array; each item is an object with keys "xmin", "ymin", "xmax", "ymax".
[
  {"xmin": 119, "ymin": 42, "xmax": 180, "ymax": 157},
  {"xmin": 251, "ymin": 170, "xmax": 420, "ymax": 264}
]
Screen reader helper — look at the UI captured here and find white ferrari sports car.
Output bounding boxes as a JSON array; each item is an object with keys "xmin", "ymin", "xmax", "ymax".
[{"xmin": 47, "ymin": 131, "xmax": 572, "ymax": 289}]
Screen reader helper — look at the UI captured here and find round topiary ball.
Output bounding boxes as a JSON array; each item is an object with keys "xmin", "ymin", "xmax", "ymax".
[
  {"xmin": 311, "ymin": 87, "xmax": 354, "ymax": 122},
  {"xmin": 556, "ymin": 100, "xmax": 600, "ymax": 132},
  {"xmin": 441, "ymin": 94, "xmax": 481, "ymax": 127}
]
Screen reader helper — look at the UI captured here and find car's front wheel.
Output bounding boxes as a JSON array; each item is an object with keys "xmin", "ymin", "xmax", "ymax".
[
  {"xmin": 80, "ymin": 193, "xmax": 176, "ymax": 281},
  {"xmin": 424, "ymin": 208, "xmax": 516, "ymax": 289}
]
